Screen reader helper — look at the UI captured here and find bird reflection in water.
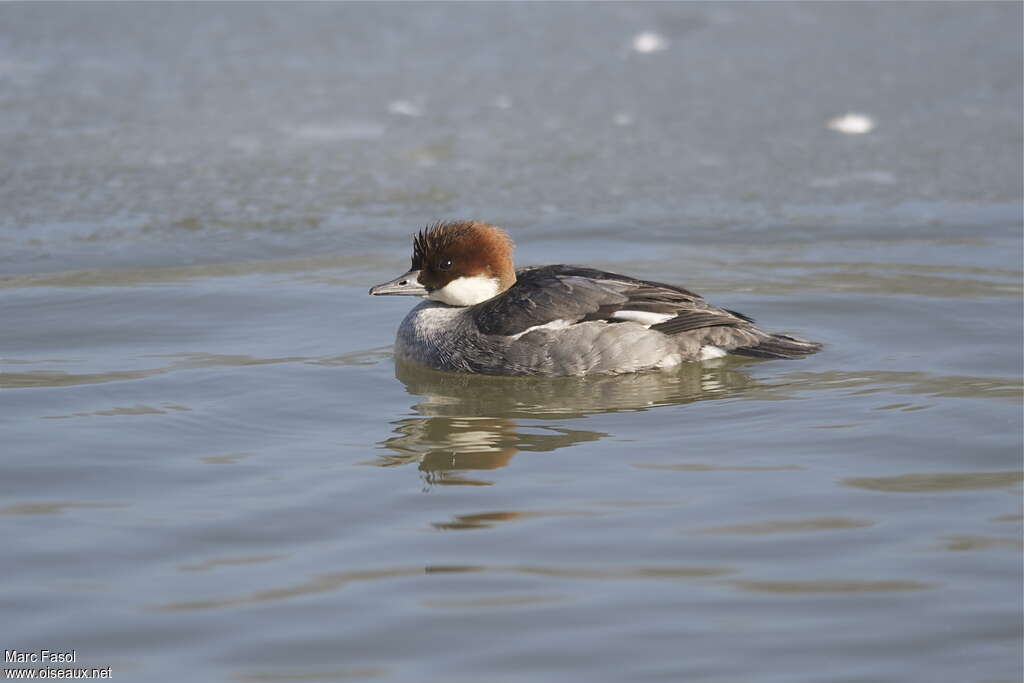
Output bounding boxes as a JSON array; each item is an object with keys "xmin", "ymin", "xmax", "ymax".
[{"xmin": 374, "ymin": 358, "xmax": 758, "ymax": 487}]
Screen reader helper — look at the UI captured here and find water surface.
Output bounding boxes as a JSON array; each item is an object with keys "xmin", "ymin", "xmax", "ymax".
[{"xmin": 2, "ymin": 4, "xmax": 1021, "ymax": 683}]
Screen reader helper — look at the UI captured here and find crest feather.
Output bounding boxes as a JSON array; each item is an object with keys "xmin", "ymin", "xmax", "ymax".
[{"xmin": 412, "ymin": 220, "xmax": 490, "ymax": 268}]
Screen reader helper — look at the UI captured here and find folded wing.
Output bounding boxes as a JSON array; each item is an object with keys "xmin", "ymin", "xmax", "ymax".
[{"xmin": 472, "ymin": 265, "xmax": 750, "ymax": 337}]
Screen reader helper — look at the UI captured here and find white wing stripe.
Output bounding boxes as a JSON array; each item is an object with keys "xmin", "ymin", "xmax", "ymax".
[
  {"xmin": 508, "ymin": 319, "xmax": 575, "ymax": 341},
  {"xmin": 610, "ymin": 310, "xmax": 674, "ymax": 327}
]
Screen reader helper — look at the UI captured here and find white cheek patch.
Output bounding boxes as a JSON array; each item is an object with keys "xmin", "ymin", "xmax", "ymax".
[
  {"xmin": 610, "ymin": 310, "xmax": 674, "ymax": 327},
  {"xmin": 428, "ymin": 276, "xmax": 501, "ymax": 306}
]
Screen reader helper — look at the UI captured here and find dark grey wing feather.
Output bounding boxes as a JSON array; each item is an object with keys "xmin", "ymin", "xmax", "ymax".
[
  {"xmin": 472, "ymin": 264, "xmax": 754, "ymax": 337},
  {"xmin": 472, "ymin": 264, "xmax": 820, "ymax": 360},
  {"xmin": 471, "ymin": 266, "xmax": 631, "ymax": 336},
  {"xmin": 731, "ymin": 334, "xmax": 822, "ymax": 358},
  {"xmin": 620, "ymin": 282, "xmax": 751, "ymax": 334},
  {"xmin": 649, "ymin": 310, "xmax": 745, "ymax": 335}
]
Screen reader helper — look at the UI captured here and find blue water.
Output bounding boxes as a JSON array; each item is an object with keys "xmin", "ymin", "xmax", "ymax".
[{"xmin": 2, "ymin": 4, "xmax": 1021, "ymax": 682}]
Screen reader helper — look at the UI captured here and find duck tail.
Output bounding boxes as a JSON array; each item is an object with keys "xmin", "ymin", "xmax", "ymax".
[{"xmin": 732, "ymin": 333, "xmax": 822, "ymax": 359}]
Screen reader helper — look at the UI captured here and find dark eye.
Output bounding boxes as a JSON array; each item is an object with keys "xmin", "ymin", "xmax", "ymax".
[{"xmin": 438, "ymin": 259, "xmax": 453, "ymax": 271}]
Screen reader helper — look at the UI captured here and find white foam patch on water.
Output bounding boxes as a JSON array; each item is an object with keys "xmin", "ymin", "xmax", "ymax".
[
  {"xmin": 388, "ymin": 100, "xmax": 423, "ymax": 117},
  {"xmin": 827, "ymin": 113, "xmax": 876, "ymax": 134},
  {"xmin": 632, "ymin": 32, "xmax": 668, "ymax": 53}
]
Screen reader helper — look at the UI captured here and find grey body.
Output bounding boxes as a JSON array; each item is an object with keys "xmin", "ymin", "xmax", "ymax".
[{"xmin": 393, "ymin": 265, "xmax": 820, "ymax": 377}]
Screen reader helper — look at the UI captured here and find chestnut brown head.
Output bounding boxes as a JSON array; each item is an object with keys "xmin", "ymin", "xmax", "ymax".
[{"xmin": 370, "ymin": 220, "xmax": 516, "ymax": 306}]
